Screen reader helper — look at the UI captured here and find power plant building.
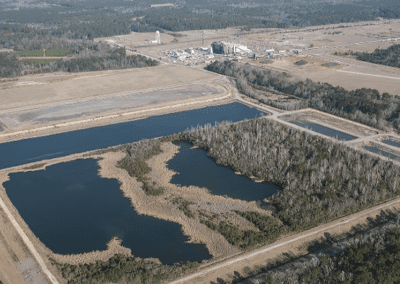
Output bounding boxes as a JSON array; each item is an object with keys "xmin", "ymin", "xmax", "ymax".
[{"xmin": 211, "ymin": 41, "xmax": 252, "ymax": 54}]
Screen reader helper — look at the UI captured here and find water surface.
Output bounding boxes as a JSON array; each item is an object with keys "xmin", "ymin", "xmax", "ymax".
[
  {"xmin": 289, "ymin": 121, "xmax": 356, "ymax": 141},
  {"xmin": 0, "ymin": 103, "xmax": 264, "ymax": 170},
  {"xmin": 364, "ymin": 146, "xmax": 400, "ymax": 161},
  {"xmin": 167, "ymin": 141, "xmax": 279, "ymax": 201},
  {"xmin": 4, "ymin": 159, "xmax": 211, "ymax": 264},
  {"xmin": 382, "ymin": 139, "xmax": 400, "ymax": 149}
]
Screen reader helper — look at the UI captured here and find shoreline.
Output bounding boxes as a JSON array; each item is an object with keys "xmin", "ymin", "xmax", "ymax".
[
  {"xmin": 0, "ymin": 141, "xmax": 274, "ymax": 267},
  {"xmin": 0, "ymin": 90, "xmax": 233, "ymax": 144}
]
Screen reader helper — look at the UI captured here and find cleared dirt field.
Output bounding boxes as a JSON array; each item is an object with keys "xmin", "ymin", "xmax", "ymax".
[
  {"xmin": 263, "ymin": 56, "xmax": 400, "ymax": 95},
  {"xmin": 0, "ymin": 83, "xmax": 223, "ymax": 131},
  {"xmin": 0, "ymin": 205, "xmax": 31, "ymax": 284},
  {"xmin": 0, "ymin": 65, "xmax": 219, "ymax": 111}
]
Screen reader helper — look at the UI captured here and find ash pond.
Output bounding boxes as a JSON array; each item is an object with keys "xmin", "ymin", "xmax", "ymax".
[
  {"xmin": 4, "ymin": 159, "xmax": 211, "ymax": 265},
  {"xmin": 167, "ymin": 141, "xmax": 279, "ymax": 201},
  {"xmin": 0, "ymin": 103, "xmax": 264, "ymax": 170},
  {"xmin": 289, "ymin": 121, "xmax": 356, "ymax": 141}
]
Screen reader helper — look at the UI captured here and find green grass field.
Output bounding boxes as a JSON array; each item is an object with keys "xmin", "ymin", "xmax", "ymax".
[
  {"xmin": 15, "ymin": 50, "xmax": 44, "ymax": 57},
  {"xmin": 21, "ymin": 58, "xmax": 61, "ymax": 65},
  {"xmin": 45, "ymin": 49, "xmax": 71, "ymax": 56}
]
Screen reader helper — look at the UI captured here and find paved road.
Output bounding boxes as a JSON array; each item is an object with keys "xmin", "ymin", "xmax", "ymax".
[
  {"xmin": 169, "ymin": 197, "xmax": 400, "ymax": 284},
  {"xmin": 0, "ymin": 197, "xmax": 59, "ymax": 284},
  {"xmin": 336, "ymin": 70, "xmax": 400, "ymax": 80}
]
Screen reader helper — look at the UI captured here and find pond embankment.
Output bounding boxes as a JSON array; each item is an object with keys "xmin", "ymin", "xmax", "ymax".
[{"xmin": 1, "ymin": 139, "xmax": 279, "ymax": 269}]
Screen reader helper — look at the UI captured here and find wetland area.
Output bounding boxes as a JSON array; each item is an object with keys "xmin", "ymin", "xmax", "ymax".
[
  {"xmin": 4, "ymin": 159, "xmax": 211, "ymax": 265},
  {"xmin": 167, "ymin": 141, "xmax": 279, "ymax": 201},
  {"xmin": 1, "ymin": 102, "xmax": 276, "ymax": 268}
]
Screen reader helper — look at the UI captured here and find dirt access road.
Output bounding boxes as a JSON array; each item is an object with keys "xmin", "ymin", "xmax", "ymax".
[
  {"xmin": 0, "ymin": 196, "xmax": 58, "ymax": 284},
  {"xmin": 169, "ymin": 197, "xmax": 400, "ymax": 284}
]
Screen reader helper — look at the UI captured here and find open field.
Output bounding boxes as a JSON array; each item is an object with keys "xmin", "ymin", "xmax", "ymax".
[
  {"xmin": 0, "ymin": 83, "xmax": 224, "ymax": 131},
  {"xmin": 0, "ymin": 65, "xmax": 219, "ymax": 110}
]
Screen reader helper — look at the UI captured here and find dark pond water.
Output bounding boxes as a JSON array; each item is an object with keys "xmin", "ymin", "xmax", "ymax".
[
  {"xmin": 4, "ymin": 159, "xmax": 211, "ymax": 265},
  {"xmin": 364, "ymin": 146, "xmax": 400, "ymax": 161},
  {"xmin": 289, "ymin": 121, "xmax": 356, "ymax": 141},
  {"xmin": 167, "ymin": 141, "xmax": 280, "ymax": 201},
  {"xmin": 382, "ymin": 140, "xmax": 400, "ymax": 149},
  {"xmin": 0, "ymin": 103, "xmax": 265, "ymax": 170}
]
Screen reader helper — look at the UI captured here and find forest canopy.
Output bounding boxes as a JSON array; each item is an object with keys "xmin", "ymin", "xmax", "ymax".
[
  {"xmin": 0, "ymin": 47, "xmax": 158, "ymax": 78},
  {"xmin": 207, "ymin": 60, "xmax": 400, "ymax": 132}
]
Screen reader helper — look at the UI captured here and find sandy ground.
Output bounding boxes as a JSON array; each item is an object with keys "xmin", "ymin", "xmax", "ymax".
[
  {"xmin": 0, "ymin": 83, "xmax": 223, "ymax": 131},
  {"xmin": 0, "ymin": 65, "xmax": 218, "ymax": 110},
  {"xmin": 0, "ymin": 202, "xmax": 31, "ymax": 284},
  {"xmin": 0, "ymin": 82, "xmax": 231, "ymax": 139}
]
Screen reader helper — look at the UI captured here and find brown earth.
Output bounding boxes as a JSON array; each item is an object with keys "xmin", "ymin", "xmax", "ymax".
[{"xmin": 0, "ymin": 64, "xmax": 219, "ymax": 111}]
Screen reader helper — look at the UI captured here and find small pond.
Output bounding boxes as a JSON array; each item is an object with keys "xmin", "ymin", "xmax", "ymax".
[
  {"xmin": 289, "ymin": 121, "xmax": 356, "ymax": 141},
  {"xmin": 4, "ymin": 159, "xmax": 211, "ymax": 265},
  {"xmin": 363, "ymin": 146, "xmax": 400, "ymax": 161},
  {"xmin": 167, "ymin": 141, "xmax": 280, "ymax": 201},
  {"xmin": 382, "ymin": 139, "xmax": 400, "ymax": 149}
]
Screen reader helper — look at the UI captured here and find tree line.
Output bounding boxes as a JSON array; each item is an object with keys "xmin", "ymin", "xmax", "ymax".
[
  {"xmin": 354, "ymin": 44, "xmax": 400, "ymax": 69},
  {"xmin": 207, "ymin": 60, "xmax": 400, "ymax": 132},
  {"xmin": 0, "ymin": 47, "xmax": 159, "ymax": 78},
  {"xmin": 53, "ymin": 253, "xmax": 199, "ymax": 284},
  {"xmin": 1, "ymin": 0, "xmax": 400, "ymax": 46},
  {"xmin": 223, "ymin": 210, "xmax": 400, "ymax": 284},
  {"xmin": 180, "ymin": 118, "xmax": 400, "ymax": 233}
]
